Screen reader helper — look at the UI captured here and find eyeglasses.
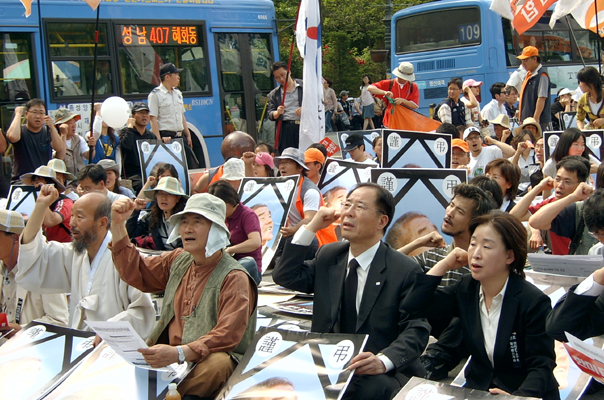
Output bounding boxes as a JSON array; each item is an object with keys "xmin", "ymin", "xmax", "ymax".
[
  {"xmin": 589, "ymin": 231, "xmax": 604, "ymax": 240},
  {"xmin": 27, "ymin": 110, "xmax": 46, "ymax": 115},
  {"xmin": 554, "ymin": 177, "xmax": 579, "ymax": 186},
  {"xmin": 343, "ymin": 201, "xmax": 384, "ymax": 214}
]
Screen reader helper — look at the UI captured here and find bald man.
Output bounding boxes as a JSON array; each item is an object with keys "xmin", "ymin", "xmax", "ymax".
[
  {"xmin": 16, "ymin": 187, "xmax": 155, "ymax": 337},
  {"xmin": 193, "ymin": 131, "xmax": 256, "ymax": 193}
]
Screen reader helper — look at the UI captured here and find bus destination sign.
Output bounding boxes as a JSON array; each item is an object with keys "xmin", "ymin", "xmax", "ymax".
[{"xmin": 118, "ymin": 25, "xmax": 198, "ymax": 46}]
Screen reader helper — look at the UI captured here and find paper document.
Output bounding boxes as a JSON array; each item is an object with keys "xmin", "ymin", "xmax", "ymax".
[
  {"xmin": 86, "ymin": 320, "xmax": 176, "ymax": 371},
  {"xmin": 528, "ymin": 254, "xmax": 603, "ymax": 277}
]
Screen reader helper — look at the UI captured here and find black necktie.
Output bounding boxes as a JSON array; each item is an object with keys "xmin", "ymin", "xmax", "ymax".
[{"xmin": 341, "ymin": 259, "xmax": 359, "ymax": 333}]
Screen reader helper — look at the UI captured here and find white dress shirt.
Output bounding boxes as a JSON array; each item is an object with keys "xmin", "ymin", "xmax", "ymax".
[
  {"xmin": 292, "ymin": 226, "xmax": 394, "ymax": 371},
  {"xmin": 479, "ymin": 277, "xmax": 509, "ymax": 367}
]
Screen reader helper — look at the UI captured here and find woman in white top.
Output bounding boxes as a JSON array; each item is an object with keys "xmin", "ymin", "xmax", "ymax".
[
  {"xmin": 360, "ymin": 75, "xmax": 375, "ymax": 130},
  {"xmin": 403, "ymin": 211, "xmax": 559, "ymax": 400},
  {"xmin": 510, "ymin": 129, "xmax": 539, "ymax": 193}
]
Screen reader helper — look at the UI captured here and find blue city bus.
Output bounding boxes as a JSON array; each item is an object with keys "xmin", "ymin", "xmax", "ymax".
[
  {"xmin": 391, "ymin": 0, "xmax": 600, "ymax": 117},
  {"xmin": 0, "ymin": 0, "xmax": 279, "ymax": 168}
]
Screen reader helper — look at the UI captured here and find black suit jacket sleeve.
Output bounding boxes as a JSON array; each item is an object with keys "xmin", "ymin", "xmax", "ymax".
[
  {"xmin": 514, "ymin": 293, "xmax": 558, "ymax": 399},
  {"xmin": 272, "ymin": 241, "xmax": 317, "ymax": 294},
  {"xmin": 402, "ymin": 272, "xmax": 459, "ymax": 319},
  {"xmin": 546, "ymin": 285, "xmax": 604, "ymax": 341}
]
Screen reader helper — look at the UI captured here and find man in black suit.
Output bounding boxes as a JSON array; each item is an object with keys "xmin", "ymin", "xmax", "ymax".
[
  {"xmin": 273, "ymin": 182, "xmax": 430, "ymax": 400},
  {"xmin": 547, "ymin": 188, "xmax": 604, "ymax": 341}
]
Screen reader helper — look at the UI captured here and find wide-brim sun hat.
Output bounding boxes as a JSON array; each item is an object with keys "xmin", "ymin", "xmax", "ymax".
[
  {"xmin": 273, "ymin": 147, "xmax": 309, "ymax": 170},
  {"xmin": 392, "ymin": 61, "xmax": 415, "ymax": 81},
  {"xmin": 489, "ymin": 114, "xmax": 511, "ymax": 129},
  {"xmin": 168, "ymin": 193, "xmax": 230, "ymax": 239},
  {"xmin": 0, "ymin": 210, "xmax": 25, "ymax": 234},
  {"xmin": 53, "ymin": 107, "xmax": 81, "ymax": 125},
  {"xmin": 143, "ymin": 176, "xmax": 189, "ymax": 200},
  {"xmin": 47, "ymin": 159, "xmax": 76, "ymax": 181},
  {"xmin": 20, "ymin": 165, "xmax": 66, "ymax": 191},
  {"xmin": 219, "ymin": 158, "xmax": 246, "ymax": 181},
  {"xmin": 514, "ymin": 117, "xmax": 542, "ymax": 137}
]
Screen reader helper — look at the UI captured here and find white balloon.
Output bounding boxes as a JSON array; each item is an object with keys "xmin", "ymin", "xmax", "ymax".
[{"xmin": 100, "ymin": 96, "xmax": 130, "ymax": 129}]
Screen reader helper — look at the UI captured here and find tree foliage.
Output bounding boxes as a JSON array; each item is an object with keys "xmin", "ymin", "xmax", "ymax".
[{"xmin": 274, "ymin": 0, "xmax": 427, "ymax": 97}]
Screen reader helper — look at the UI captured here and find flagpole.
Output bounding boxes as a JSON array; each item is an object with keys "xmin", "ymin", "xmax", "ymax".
[
  {"xmin": 274, "ymin": 1, "xmax": 302, "ymax": 153},
  {"xmin": 88, "ymin": 5, "xmax": 101, "ymax": 163},
  {"xmin": 596, "ymin": 0, "xmax": 602, "ymax": 74}
]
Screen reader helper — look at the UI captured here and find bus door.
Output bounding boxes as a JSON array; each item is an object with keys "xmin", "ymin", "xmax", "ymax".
[{"xmin": 215, "ymin": 33, "xmax": 275, "ymax": 142}]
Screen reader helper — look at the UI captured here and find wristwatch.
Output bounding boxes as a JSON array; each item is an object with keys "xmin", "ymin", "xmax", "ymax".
[{"xmin": 176, "ymin": 346, "xmax": 186, "ymax": 364}]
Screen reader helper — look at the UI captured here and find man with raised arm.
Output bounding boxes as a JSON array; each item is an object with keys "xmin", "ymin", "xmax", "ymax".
[
  {"xmin": 273, "ymin": 182, "xmax": 429, "ymax": 400},
  {"xmin": 110, "ymin": 194, "xmax": 257, "ymax": 398},
  {"xmin": 15, "ymin": 185, "xmax": 155, "ymax": 336}
]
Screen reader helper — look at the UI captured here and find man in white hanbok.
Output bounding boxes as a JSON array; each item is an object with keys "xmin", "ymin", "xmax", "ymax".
[{"xmin": 16, "ymin": 188, "xmax": 155, "ymax": 338}]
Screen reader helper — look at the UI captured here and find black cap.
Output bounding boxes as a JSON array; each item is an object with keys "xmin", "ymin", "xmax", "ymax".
[
  {"xmin": 159, "ymin": 63, "xmax": 183, "ymax": 77},
  {"xmin": 131, "ymin": 102, "xmax": 150, "ymax": 113},
  {"xmin": 343, "ymin": 133, "xmax": 365, "ymax": 151}
]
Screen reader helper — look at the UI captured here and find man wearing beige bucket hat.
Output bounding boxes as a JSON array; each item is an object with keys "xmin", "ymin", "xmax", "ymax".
[
  {"xmin": 110, "ymin": 193, "xmax": 257, "ymax": 398},
  {"xmin": 54, "ymin": 107, "xmax": 90, "ymax": 177},
  {"xmin": 0, "ymin": 209, "xmax": 69, "ymax": 341},
  {"xmin": 16, "ymin": 185, "xmax": 155, "ymax": 337},
  {"xmin": 21, "ymin": 165, "xmax": 73, "ymax": 243}
]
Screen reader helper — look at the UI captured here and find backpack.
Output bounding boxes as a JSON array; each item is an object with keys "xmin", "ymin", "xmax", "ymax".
[{"xmin": 433, "ymin": 98, "xmax": 453, "ymax": 122}]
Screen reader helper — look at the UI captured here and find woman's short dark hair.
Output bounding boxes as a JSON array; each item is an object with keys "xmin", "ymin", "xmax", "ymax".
[
  {"xmin": 372, "ymin": 135, "xmax": 382, "ymax": 148},
  {"xmin": 155, "ymin": 163, "xmax": 179, "ymax": 179},
  {"xmin": 208, "ymin": 180, "xmax": 240, "ymax": 207},
  {"xmin": 551, "ymin": 128, "xmax": 588, "ymax": 162},
  {"xmin": 577, "ymin": 66, "xmax": 603, "ymax": 103},
  {"xmin": 348, "ymin": 182, "xmax": 394, "ymax": 232},
  {"xmin": 468, "ymin": 176, "xmax": 504, "ymax": 208},
  {"xmin": 485, "ymin": 158, "xmax": 521, "ymax": 201},
  {"xmin": 511, "ymin": 129, "xmax": 536, "ymax": 150},
  {"xmin": 469, "ymin": 211, "xmax": 527, "ymax": 278},
  {"xmin": 362, "ymin": 75, "xmax": 372, "ymax": 85}
]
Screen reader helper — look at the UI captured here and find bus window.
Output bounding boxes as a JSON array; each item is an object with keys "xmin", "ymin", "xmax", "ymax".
[
  {"xmin": 0, "ymin": 33, "xmax": 37, "ymax": 104},
  {"xmin": 47, "ymin": 22, "xmax": 113, "ymax": 99},
  {"xmin": 503, "ymin": 13, "xmax": 599, "ymax": 66},
  {"xmin": 395, "ymin": 7, "xmax": 481, "ymax": 54},
  {"xmin": 116, "ymin": 24, "xmax": 210, "ymax": 96}
]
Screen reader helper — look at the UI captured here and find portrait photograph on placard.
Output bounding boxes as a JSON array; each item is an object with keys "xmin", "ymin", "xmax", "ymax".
[
  {"xmin": 544, "ymin": 130, "xmax": 603, "ymax": 162},
  {"xmin": 0, "ymin": 322, "xmax": 95, "ymax": 400},
  {"xmin": 317, "ymin": 158, "xmax": 374, "ymax": 212},
  {"xmin": 137, "ymin": 138, "xmax": 190, "ymax": 194},
  {"xmin": 215, "ymin": 327, "xmax": 368, "ymax": 400},
  {"xmin": 5, "ymin": 185, "xmax": 38, "ymax": 220},
  {"xmin": 336, "ymin": 130, "xmax": 381, "ymax": 160},
  {"xmin": 45, "ymin": 342, "xmax": 192, "ymax": 400},
  {"xmin": 371, "ymin": 168, "xmax": 467, "ymax": 249},
  {"xmin": 238, "ymin": 176, "xmax": 299, "ymax": 273},
  {"xmin": 381, "ymin": 130, "xmax": 452, "ymax": 169}
]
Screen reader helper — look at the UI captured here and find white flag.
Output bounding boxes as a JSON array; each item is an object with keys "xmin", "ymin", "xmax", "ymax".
[
  {"xmin": 295, "ymin": 0, "xmax": 324, "ymax": 151},
  {"xmin": 549, "ymin": 0, "xmax": 593, "ymax": 29},
  {"xmin": 489, "ymin": 0, "xmax": 514, "ymax": 21}
]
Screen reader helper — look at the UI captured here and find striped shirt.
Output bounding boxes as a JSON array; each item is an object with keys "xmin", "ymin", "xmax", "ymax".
[{"xmin": 413, "ymin": 243, "xmax": 470, "ymax": 287}]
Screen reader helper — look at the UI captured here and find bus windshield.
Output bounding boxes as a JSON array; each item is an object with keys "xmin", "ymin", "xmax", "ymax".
[{"xmin": 395, "ymin": 7, "xmax": 481, "ymax": 54}]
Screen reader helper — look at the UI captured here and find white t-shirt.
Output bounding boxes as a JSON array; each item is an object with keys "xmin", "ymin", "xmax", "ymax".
[
  {"xmin": 66, "ymin": 136, "xmax": 89, "ymax": 155},
  {"xmin": 288, "ymin": 187, "xmax": 321, "ymax": 226},
  {"xmin": 469, "ymin": 146, "xmax": 503, "ymax": 177}
]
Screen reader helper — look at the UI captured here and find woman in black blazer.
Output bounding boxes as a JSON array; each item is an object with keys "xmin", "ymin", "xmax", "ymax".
[{"xmin": 403, "ymin": 211, "xmax": 560, "ymax": 400}]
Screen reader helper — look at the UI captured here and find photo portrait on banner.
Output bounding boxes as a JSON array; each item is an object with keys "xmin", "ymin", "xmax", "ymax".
[
  {"xmin": 5, "ymin": 185, "xmax": 38, "ymax": 221},
  {"xmin": 216, "ymin": 327, "xmax": 368, "ymax": 400},
  {"xmin": 137, "ymin": 138, "xmax": 190, "ymax": 194},
  {"xmin": 371, "ymin": 168, "xmax": 467, "ymax": 248},
  {"xmin": 238, "ymin": 176, "xmax": 299, "ymax": 273},
  {"xmin": 381, "ymin": 130, "xmax": 452, "ymax": 169}
]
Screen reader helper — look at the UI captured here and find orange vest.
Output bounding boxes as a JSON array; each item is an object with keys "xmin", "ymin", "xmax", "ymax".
[
  {"xmin": 201, "ymin": 165, "xmax": 224, "ymax": 193},
  {"xmin": 295, "ymin": 177, "xmax": 338, "ymax": 247}
]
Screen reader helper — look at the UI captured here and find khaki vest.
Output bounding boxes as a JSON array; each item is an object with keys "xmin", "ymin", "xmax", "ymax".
[
  {"xmin": 65, "ymin": 134, "xmax": 85, "ymax": 176},
  {"xmin": 146, "ymin": 251, "xmax": 257, "ymax": 362}
]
